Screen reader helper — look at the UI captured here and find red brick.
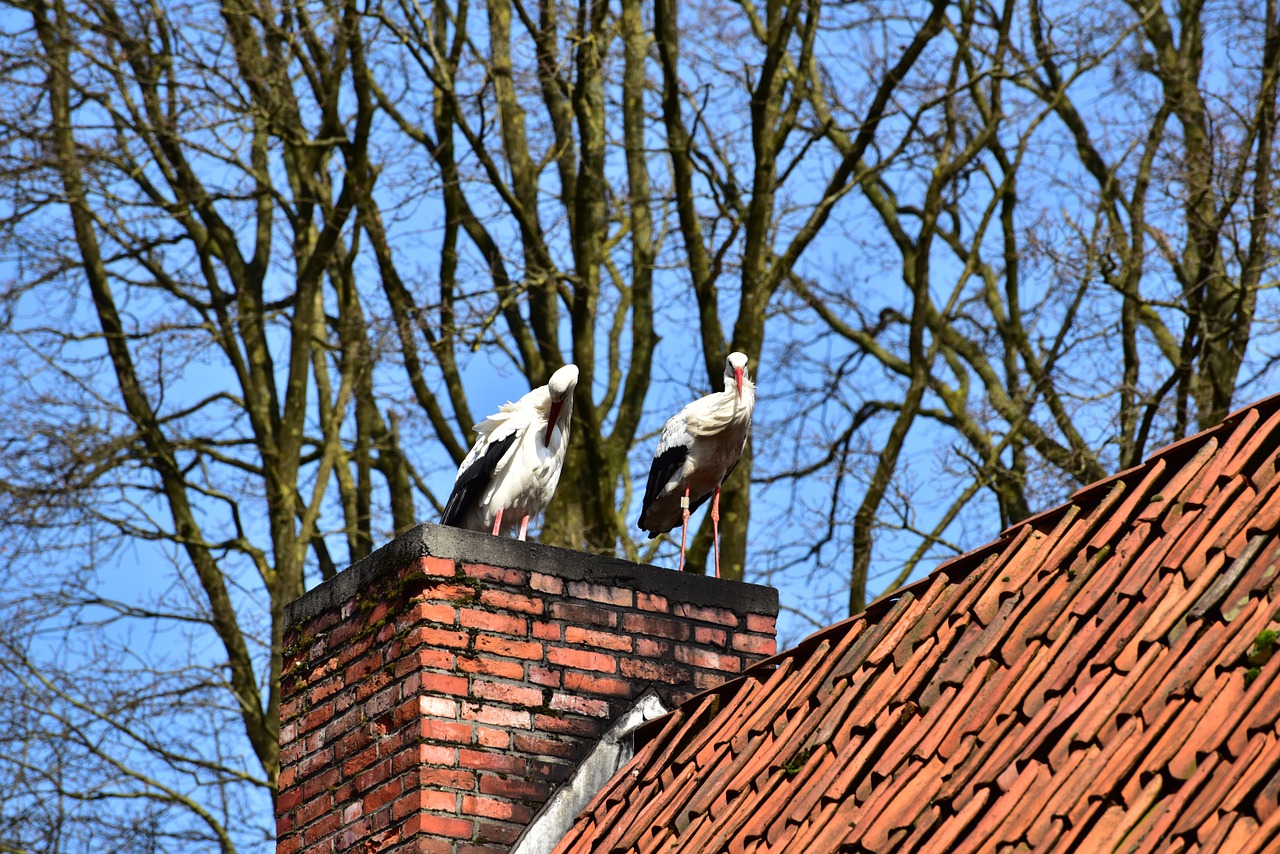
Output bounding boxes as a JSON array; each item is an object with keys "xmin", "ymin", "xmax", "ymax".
[
  {"xmin": 460, "ymin": 608, "xmax": 527, "ymax": 635},
  {"xmin": 461, "ymin": 795, "xmax": 533, "ymax": 822},
  {"xmin": 532, "ymin": 621, "xmax": 562, "ymax": 640},
  {"xmin": 296, "ymin": 792, "xmax": 333, "ymax": 827},
  {"xmin": 308, "ymin": 676, "xmax": 343, "ymax": 706},
  {"xmin": 400, "ymin": 600, "xmax": 460, "ymax": 627},
  {"xmin": 566, "ymin": 581, "xmax": 633, "ymax": 606},
  {"xmin": 302, "ymin": 811, "xmax": 342, "ymax": 845},
  {"xmin": 549, "ymin": 601, "xmax": 617, "ymax": 627},
  {"xmin": 392, "ymin": 696, "xmax": 430, "ymax": 728},
  {"xmin": 338, "ymin": 637, "xmax": 380, "ymax": 669},
  {"xmin": 391, "ymin": 741, "xmax": 427, "ymax": 774},
  {"xmin": 281, "ymin": 696, "xmax": 305, "ymax": 727},
  {"xmin": 421, "ymin": 719, "xmax": 473, "ymax": 743},
  {"xmin": 746, "ymin": 613, "xmax": 776, "ymax": 634},
  {"xmin": 420, "ymin": 696, "xmax": 458, "ymax": 718},
  {"xmin": 405, "ymin": 814, "xmax": 473, "ymax": 840},
  {"xmin": 362, "ymin": 600, "xmax": 393, "ymax": 626},
  {"xmin": 478, "ymin": 774, "xmax": 550, "ymax": 800},
  {"xmin": 280, "ymin": 741, "xmax": 307, "ymax": 773},
  {"xmin": 637, "ymin": 591, "xmax": 669, "ymax": 612},
  {"xmin": 277, "ymin": 786, "xmax": 303, "ymax": 814},
  {"xmin": 277, "ymin": 833, "xmax": 301, "ymax": 854},
  {"xmin": 420, "ymin": 582, "xmax": 478, "ymax": 604},
  {"xmin": 532, "ymin": 759, "xmax": 574, "ymax": 783},
  {"xmin": 732, "ymin": 633, "xmax": 777, "ymax": 656},
  {"xmin": 475, "ymin": 819, "xmax": 523, "ymax": 844},
  {"xmin": 694, "ymin": 626, "xmax": 728, "ymax": 646},
  {"xmin": 621, "ymin": 612, "xmax": 690, "ymax": 640},
  {"xmin": 328, "ymin": 619, "xmax": 367, "ymax": 650},
  {"xmin": 419, "ymin": 767, "xmax": 476, "ymax": 790},
  {"xmin": 672, "ymin": 602, "xmax": 739, "ymax": 626},
  {"xmin": 548, "ymin": 646, "xmax": 618, "ymax": 673},
  {"xmin": 458, "ymin": 655, "xmax": 525, "ymax": 680},
  {"xmin": 564, "ymin": 671, "xmax": 632, "ymax": 697},
  {"xmin": 533, "ymin": 713, "xmax": 604, "ymax": 737},
  {"xmin": 419, "ymin": 744, "xmax": 456, "ymax": 766},
  {"xmin": 674, "ymin": 646, "xmax": 741, "ymax": 671},
  {"xmin": 391, "ymin": 791, "xmax": 425, "ymax": 820},
  {"xmin": 621, "ymin": 657, "xmax": 690, "ymax": 682},
  {"xmin": 342, "ymin": 743, "xmax": 381, "ymax": 777},
  {"xmin": 421, "ymin": 672, "xmax": 469, "ymax": 697},
  {"xmin": 635, "ymin": 637, "xmax": 670, "ymax": 657},
  {"xmin": 458, "ymin": 845, "xmax": 507, "ymax": 854},
  {"xmin": 513, "ymin": 733, "xmax": 579, "ymax": 759},
  {"xmin": 476, "ymin": 727, "xmax": 511, "ymax": 749},
  {"xmin": 530, "ymin": 573, "xmax": 563, "ymax": 594},
  {"xmin": 564, "ymin": 626, "xmax": 633, "ymax": 651},
  {"xmin": 474, "ymin": 635, "xmax": 542, "ymax": 660},
  {"xmin": 479, "ymin": 589, "xmax": 545, "ymax": 615},
  {"xmin": 459, "ymin": 748, "xmax": 527, "ymax": 774},
  {"xmin": 354, "ymin": 669, "xmax": 394, "ymax": 702},
  {"xmin": 550, "ymin": 692, "xmax": 610, "ymax": 717},
  {"xmin": 528, "ymin": 665, "xmax": 561, "ymax": 687},
  {"xmin": 365, "ymin": 686, "xmax": 399, "ymax": 721},
  {"xmin": 693, "ymin": 669, "xmax": 729, "ymax": 689},
  {"xmin": 406, "ymin": 625, "xmax": 470, "ymax": 650},
  {"xmin": 336, "ymin": 819, "xmax": 370, "ymax": 850},
  {"xmin": 472, "ymin": 680, "xmax": 544, "ymax": 706},
  {"xmin": 354, "ymin": 759, "xmax": 392, "ymax": 793},
  {"xmin": 413, "ymin": 555, "xmax": 456, "ymax": 577},
  {"xmin": 363, "ymin": 781, "xmax": 402, "ymax": 815},
  {"xmin": 298, "ymin": 746, "xmax": 335, "ymax": 778},
  {"xmin": 462, "ymin": 702, "xmax": 533, "ymax": 728},
  {"xmin": 302, "ymin": 767, "xmax": 341, "ymax": 800},
  {"xmin": 305, "ymin": 609, "xmax": 342, "ymax": 634},
  {"xmin": 398, "ymin": 647, "xmax": 455, "ymax": 674},
  {"xmin": 462, "ymin": 563, "xmax": 527, "ymax": 585},
  {"xmin": 301, "ymin": 703, "xmax": 336, "ymax": 734},
  {"xmin": 419, "ymin": 790, "xmax": 459, "ymax": 812}
]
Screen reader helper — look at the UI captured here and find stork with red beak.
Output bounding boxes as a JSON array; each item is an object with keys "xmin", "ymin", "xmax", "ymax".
[
  {"xmin": 441, "ymin": 364, "xmax": 579, "ymax": 540},
  {"xmin": 639, "ymin": 352, "xmax": 756, "ymax": 577}
]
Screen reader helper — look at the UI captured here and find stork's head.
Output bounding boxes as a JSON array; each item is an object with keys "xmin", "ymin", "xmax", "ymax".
[
  {"xmin": 725, "ymin": 352, "xmax": 749, "ymax": 401},
  {"xmin": 545, "ymin": 364, "xmax": 579, "ymax": 447}
]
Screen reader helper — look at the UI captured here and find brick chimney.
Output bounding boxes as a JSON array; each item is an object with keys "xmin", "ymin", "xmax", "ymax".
[{"xmin": 276, "ymin": 524, "xmax": 779, "ymax": 854}]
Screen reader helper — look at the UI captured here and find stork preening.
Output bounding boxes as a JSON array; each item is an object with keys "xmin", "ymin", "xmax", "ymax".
[
  {"xmin": 441, "ymin": 364, "xmax": 579, "ymax": 540},
  {"xmin": 639, "ymin": 352, "xmax": 756, "ymax": 577}
]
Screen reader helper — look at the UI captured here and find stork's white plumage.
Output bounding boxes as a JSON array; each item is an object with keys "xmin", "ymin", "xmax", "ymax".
[
  {"xmin": 441, "ymin": 364, "xmax": 578, "ymax": 540},
  {"xmin": 639, "ymin": 352, "xmax": 755, "ymax": 577}
]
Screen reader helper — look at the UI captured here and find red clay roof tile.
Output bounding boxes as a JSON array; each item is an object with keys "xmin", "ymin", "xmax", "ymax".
[{"xmin": 550, "ymin": 394, "xmax": 1280, "ymax": 853}]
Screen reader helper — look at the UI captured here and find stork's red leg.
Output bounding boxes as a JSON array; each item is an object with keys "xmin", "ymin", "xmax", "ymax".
[
  {"xmin": 711, "ymin": 487, "xmax": 721, "ymax": 579},
  {"xmin": 492, "ymin": 508, "xmax": 504, "ymax": 537},
  {"xmin": 519, "ymin": 515, "xmax": 530, "ymax": 542},
  {"xmin": 678, "ymin": 485, "xmax": 691, "ymax": 572}
]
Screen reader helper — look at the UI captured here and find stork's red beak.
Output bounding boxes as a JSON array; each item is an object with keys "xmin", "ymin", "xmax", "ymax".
[
  {"xmin": 734, "ymin": 366, "xmax": 744, "ymax": 401},
  {"xmin": 545, "ymin": 399, "xmax": 564, "ymax": 447}
]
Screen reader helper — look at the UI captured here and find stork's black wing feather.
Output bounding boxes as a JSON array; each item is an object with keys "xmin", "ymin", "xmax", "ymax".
[
  {"xmin": 639, "ymin": 443, "xmax": 688, "ymax": 534},
  {"xmin": 441, "ymin": 432, "xmax": 517, "ymax": 529}
]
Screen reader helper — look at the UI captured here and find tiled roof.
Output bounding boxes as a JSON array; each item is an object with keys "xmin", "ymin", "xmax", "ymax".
[{"xmin": 553, "ymin": 395, "xmax": 1280, "ymax": 853}]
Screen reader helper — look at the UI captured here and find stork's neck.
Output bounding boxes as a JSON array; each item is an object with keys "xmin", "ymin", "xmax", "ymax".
[{"xmin": 724, "ymin": 377, "xmax": 756, "ymax": 417}]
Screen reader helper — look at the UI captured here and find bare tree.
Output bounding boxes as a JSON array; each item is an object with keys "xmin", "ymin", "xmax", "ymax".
[
  {"xmin": 766, "ymin": 0, "xmax": 1280, "ymax": 619},
  {"xmin": 2, "ymin": 0, "xmax": 1278, "ymax": 846}
]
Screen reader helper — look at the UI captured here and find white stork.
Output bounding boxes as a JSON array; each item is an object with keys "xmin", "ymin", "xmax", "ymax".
[
  {"xmin": 639, "ymin": 352, "xmax": 755, "ymax": 577},
  {"xmin": 441, "ymin": 364, "xmax": 579, "ymax": 540}
]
